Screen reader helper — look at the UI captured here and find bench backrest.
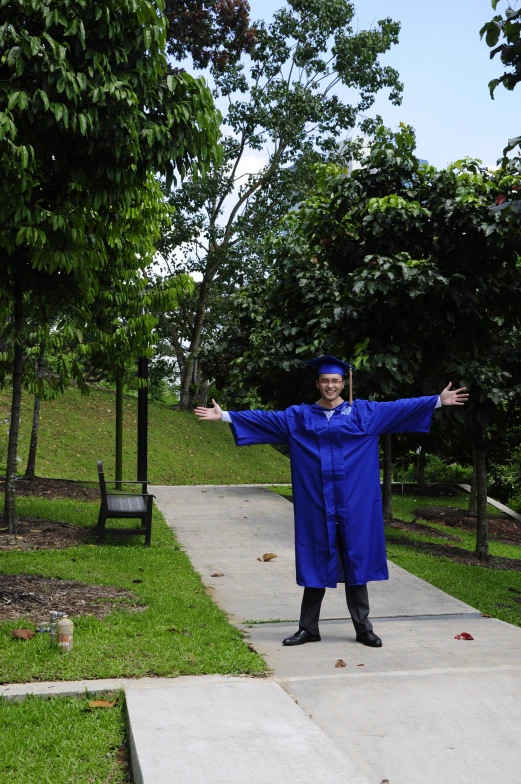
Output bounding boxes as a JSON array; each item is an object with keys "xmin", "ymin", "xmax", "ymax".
[{"xmin": 97, "ymin": 460, "xmax": 107, "ymax": 502}]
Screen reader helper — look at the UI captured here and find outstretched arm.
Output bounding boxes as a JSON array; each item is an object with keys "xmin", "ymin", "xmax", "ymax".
[
  {"xmin": 194, "ymin": 399, "xmax": 223, "ymax": 421},
  {"xmin": 195, "ymin": 401, "xmax": 289, "ymax": 446},
  {"xmin": 439, "ymin": 383, "xmax": 469, "ymax": 406}
]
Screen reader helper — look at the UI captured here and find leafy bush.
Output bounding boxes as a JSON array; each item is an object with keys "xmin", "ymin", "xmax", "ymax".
[{"xmin": 423, "ymin": 455, "xmax": 472, "ymax": 484}]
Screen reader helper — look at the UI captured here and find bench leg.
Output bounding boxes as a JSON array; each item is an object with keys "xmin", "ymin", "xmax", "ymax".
[
  {"xmin": 144, "ymin": 497, "xmax": 153, "ymax": 547},
  {"xmin": 96, "ymin": 506, "xmax": 107, "ymax": 545}
]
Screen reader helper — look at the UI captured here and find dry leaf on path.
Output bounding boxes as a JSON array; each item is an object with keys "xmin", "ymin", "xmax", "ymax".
[
  {"xmin": 357, "ymin": 663, "xmax": 365, "ymax": 667},
  {"xmin": 257, "ymin": 553, "xmax": 277, "ymax": 562},
  {"xmin": 88, "ymin": 699, "xmax": 116, "ymax": 709},
  {"xmin": 335, "ymin": 659, "xmax": 347, "ymax": 668},
  {"xmin": 381, "ymin": 780, "xmax": 390, "ymax": 783},
  {"xmin": 211, "ymin": 572, "xmax": 224, "ymax": 577},
  {"xmin": 11, "ymin": 629, "xmax": 35, "ymax": 641}
]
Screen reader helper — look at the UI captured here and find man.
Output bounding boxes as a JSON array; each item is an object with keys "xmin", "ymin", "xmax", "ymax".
[{"xmin": 194, "ymin": 355, "xmax": 468, "ymax": 648}]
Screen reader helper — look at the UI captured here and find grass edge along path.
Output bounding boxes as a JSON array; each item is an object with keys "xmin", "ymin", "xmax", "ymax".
[
  {"xmin": 0, "ymin": 497, "xmax": 269, "ymax": 684},
  {"xmin": 269, "ymin": 487, "xmax": 521, "ymax": 629},
  {"xmin": 0, "ymin": 691, "xmax": 129, "ymax": 784}
]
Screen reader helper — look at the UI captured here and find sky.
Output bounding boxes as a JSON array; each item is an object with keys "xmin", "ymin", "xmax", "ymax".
[{"xmin": 240, "ymin": 0, "xmax": 520, "ymax": 169}]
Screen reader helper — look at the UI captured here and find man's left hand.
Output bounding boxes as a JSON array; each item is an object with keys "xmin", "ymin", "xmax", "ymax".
[{"xmin": 440, "ymin": 382, "xmax": 469, "ymax": 406}]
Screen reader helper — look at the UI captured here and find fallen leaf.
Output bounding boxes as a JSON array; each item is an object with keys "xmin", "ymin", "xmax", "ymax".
[
  {"xmin": 89, "ymin": 699, "xmax": 116, "ymax": 708},
  {"xmin": 30, "ymin": 529, "xmax": 42, "ymax": 533},
  {"xmin": 454, "ymin": 632, "xmax": 474, "ymax": 640},
  {"xmin": 357, "ymin": 663, "xmax": 365, "ymax": 667},
  {"xmin": 481, "ymin": 613, "xmax": 492, "ymax": 618},
  {"xmin": 381, "ymin": 780, "xmax": 390, "ymax": 784},
  {"xmin": 257, "ymin": 552, "xmax": 277, "ymax": 562},
  {"xmin": 11, "ymin": 629, "xmax": 35, "ymax": 641},
  {"xmin": 167, "ymin": 626, "xmax": 180, "ymax": 633},
  {"xmin": 211, "ymin": 572, "xmax": 224, "ymax": 577},
  {"xmin": 335, "ymin": 659, "xmax": 347, "ymax": 668}
]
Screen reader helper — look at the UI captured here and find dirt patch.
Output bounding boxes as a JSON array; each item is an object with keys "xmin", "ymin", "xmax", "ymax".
[
  {"xmin": 0, "ymin": 517, "xmax": 95, "ymax": 551},
  {"xmin": 415, "ymin": 506, "xmax": 521, "ymax": 545},
  {"xmin": 387, "ymin": 518, "xmax": 462, "ymax": 542},
  {"xmin": 0, "ymin": 573, "xmax": 145, "ymax": 624},
  {"xmin": 387, "ymin": 533, "xmax": 521, "ymax": 572},
  {"xmin": 0, "ymin": 477, "xmax": 100, "ymax": 501}
]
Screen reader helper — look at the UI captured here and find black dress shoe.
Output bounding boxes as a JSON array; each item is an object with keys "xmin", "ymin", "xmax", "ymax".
[
  {"xmin": 356, "ymin": 630, "xmax": 382, "ymax": 648},
  {"xmin": 282, "ymin": 629, "xmax": 321, "ymax": 646}
]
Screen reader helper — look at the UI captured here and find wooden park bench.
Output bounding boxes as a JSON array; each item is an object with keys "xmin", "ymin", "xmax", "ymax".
[{"xmin": 96, "ymin": 460, "xmax": 154, "ymax": 546}]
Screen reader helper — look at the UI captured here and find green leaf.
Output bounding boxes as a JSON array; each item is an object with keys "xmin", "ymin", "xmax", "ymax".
[
  {"xmin": 7, "ymin": 92, "xmax": 20, "ymax": 111},
  {"xmin": 7, "ymin": 46, "xmax": 22, "ymax": 69},
  {"xmin": 30, "ymin": 36, "xmax": 40, "ymax": 56}
]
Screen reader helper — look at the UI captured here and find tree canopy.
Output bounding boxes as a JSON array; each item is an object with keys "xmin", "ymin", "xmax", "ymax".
[
  {"xmin": 211, "ymin": 126, "xmax": 521, "ymax": 559},
  {"xmin": 158, "ymin": 0, "xmax": 403, "ymax": 408},
  {"xmin": 481, "ymin": 0, "xmax": 521, "ymax": 152},
  {"xmin": 0, "ymin": 0, "xmax": 222, "ymax": 531}
]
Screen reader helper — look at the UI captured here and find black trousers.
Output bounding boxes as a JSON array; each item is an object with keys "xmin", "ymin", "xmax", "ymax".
[{"xmin": 299, "ymin": 584, "xmax": 373, "ymax": 636}]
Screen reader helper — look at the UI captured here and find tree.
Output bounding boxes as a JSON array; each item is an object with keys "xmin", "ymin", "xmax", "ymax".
[
  {"xmin": 0, "ymin": 0, "xmax": 221, "ymax": 532},
  {"xmin": 213, "ymin": 127, "xmax": 521, "ymax": 559},
  {"xmin": 159, "ymin": 0, "xmax": 403, "ymax": 408},
  {"xmin": 481, "ymin": 0, "xmax": 521, "ymax": 152},
  {"xmin": 164, "ymin": 0, "xmax": 256, "ymax": 71}
]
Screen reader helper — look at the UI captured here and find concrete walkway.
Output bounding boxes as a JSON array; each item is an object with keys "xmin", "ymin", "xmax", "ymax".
[{"xmin": 153, "ymin": 484, "xmax": 521, "ymax": 784}]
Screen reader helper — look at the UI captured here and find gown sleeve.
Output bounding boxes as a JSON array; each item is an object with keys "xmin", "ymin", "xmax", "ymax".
[
  {"xmin": 228, "ymin": 410, "xmax": 289, "ymax": 446},
  {"xmin": 366, "ymin": 395, "xmax": 439, "ymax": 436}
]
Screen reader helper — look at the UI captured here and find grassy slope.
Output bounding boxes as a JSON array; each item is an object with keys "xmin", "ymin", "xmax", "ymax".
[
  {"xmin": 0, "ymin": 387, "xmax": 291, "ymax": 485},
  {"xmin": 269, "ymin": 487, "xmax": 521, "ymax": 628},
  {"xmin": 0, "ymin": 498, "xmax": 267, "ymax": 683}
]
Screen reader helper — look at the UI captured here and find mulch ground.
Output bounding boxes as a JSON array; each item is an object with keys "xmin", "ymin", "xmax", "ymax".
[
  {"xmin": 0, "ymin": 517, "xmax": 95, "ymax": 552},
  {"xmin": 0, "ymin": 477, "xmax": 145, "ymax": 623},
  {"xmin": 415, "ymin": 506, "xmax": 521, "ymax": 545},
  {"xmin": 0, "ymin": 573, "xmax": 145, "ymax": 624},
  {"xmin": 387, "ymin": 505, "xmax": 521, "ymax": 572},
  {"xmin": 0, "ymin": 476, "xmax": 100, "ymax": 502}
]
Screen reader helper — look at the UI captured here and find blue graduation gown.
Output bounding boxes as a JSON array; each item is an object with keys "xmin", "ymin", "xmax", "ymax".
[{"xmin": 228, "ymin": 396, "xmax": 438, "ymax": 588}]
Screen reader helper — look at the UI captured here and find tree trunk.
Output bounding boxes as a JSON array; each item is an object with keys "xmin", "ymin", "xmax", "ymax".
[
  {"xmin": 179, "ymin": 274, "xmax": 212, "ymax": 410},
  {"xmin": 468, "ymin": 445, "xmax": 477, "ymax": 515},
  {"xmin": 417, "ymin": 448, "xmax": 426, "ymax": 488},
  {"xmin": 24, "ymin": 341, "xmax": 46, "ymax": 480},
  {"xmin": 4, "ymin": 290, "xmax": 24, "ymax": 534},
  {"xmin": 473, "ymin": 417, "xmax": 489, "ymax": 561},
  {"xmin": 115, "ymin": 370, "xmax": 123, "ymax": 490},
  {"xmin": 382, "ymin": 434, "xmax": 393, "ymax": 520}
]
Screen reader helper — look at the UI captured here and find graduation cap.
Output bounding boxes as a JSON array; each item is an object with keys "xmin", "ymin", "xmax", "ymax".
[{"xmin": 307, "ymin": 355, "xmax": 355, "ymax": 404}]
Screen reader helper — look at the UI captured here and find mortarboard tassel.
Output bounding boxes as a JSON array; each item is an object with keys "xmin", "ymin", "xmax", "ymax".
[{"xmin": 349, "ymin": 368, "xmax": 353, "ymax": 405}]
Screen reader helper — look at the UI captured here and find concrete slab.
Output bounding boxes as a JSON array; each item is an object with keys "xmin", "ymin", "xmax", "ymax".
[
  {"xmin": 153, "ymin": 485, "xmax": 477, "ymax": 622},
  {"xmin": 0, "ymin": 677, "xmax": 186, "ymax": 701},
  {"xmin": 125, "ymin": 675, "xmax": 370, "ymax": 784},
  {"xmin": 458, "ymin": 483, "xmax": 521, "ymax": 521},
  {"xmin": 245, "ymin": 617, "xmax": 521, "ymax": 784}
]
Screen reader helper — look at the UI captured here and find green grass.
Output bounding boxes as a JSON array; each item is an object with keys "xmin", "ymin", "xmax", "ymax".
[
  {"xmin": 0, "ymin": 692, "xmax": 128, "ymax": 783},
  {"xmin": 0, "ymin": 498, "xmax": 268, "ymax": 683},
  {"xmin": 0, "ymin": 386, "xmax": 291, "ymax": 485},
  {"xmin": 269, "ymin": 486, "xmax": 521, "ymax": 628}
]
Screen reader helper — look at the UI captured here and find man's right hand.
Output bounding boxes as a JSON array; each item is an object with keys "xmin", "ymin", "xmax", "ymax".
[{"xmin": 194, "ymin": 399, "xmax": 223, "ymax": 421}]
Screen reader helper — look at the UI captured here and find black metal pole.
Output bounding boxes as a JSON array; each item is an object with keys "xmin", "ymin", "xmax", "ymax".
[{"xmin": 137, "ymin": 355, "xmax": 148, "ymax": 491}]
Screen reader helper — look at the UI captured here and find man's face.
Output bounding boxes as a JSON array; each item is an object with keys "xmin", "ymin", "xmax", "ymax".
[{"xmin": 316, "ymin": 373, "xmax": 345, "ymax": 401}]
